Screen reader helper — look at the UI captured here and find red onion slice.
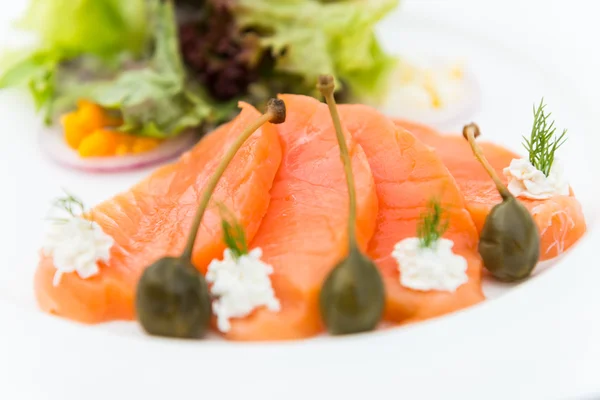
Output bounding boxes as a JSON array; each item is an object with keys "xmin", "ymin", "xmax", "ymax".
[{"xmin": 38, "ymin": 128, "xmax": 199, "ymax": 173}]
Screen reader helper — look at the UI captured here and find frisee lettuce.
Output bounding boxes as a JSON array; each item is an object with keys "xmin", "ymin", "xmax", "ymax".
[{"xmin": 235, "ymin": 0, "xmax": 398, "ymax": 101}]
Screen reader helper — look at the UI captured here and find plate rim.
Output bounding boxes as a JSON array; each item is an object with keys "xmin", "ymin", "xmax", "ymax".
[{"xmin": 1, "ymin": 3, "xmax": 599, "ymax": 400}]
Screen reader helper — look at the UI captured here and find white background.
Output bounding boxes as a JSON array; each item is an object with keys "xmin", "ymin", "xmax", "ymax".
[{"xmin": 1, "ymin": 1, "xmax": 599, "ymax": 399}]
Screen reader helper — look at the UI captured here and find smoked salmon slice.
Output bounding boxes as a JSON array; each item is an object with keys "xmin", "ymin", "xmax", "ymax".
[
  {"xmin": 35, "ymin": 103, "xmax": 283, "ymax": 324},
  {"xmin": 339, "ymin": 106, "xmax": 484, "ymax": 324},
  {"xmin": 395, "ymin": 119, "xmax": 587, "ymax": 261},
  {"xmin": 225, "ymin": 95, "xmax": 379, "ymax": 341}
]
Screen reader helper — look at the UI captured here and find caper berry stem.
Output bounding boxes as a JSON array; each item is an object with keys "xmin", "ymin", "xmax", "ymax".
[
  {"xmin": 463, "ymin": 123, "xmax": 512, "ymax": 200},
  {"xmin": 317, "ymin": 75, "xmax": 358, "ymax": 246},
  {"xmin": 317, "ymin": 76, "xmax": 385, "ymax": 335},
  {"xmin": 182, "ymin": 99, "xmax": 287, "ymax": 260}
]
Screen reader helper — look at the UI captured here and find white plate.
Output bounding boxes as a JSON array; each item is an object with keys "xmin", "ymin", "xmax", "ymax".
[{"xmin": 1, "ymin": 2, "xmax": 599, "ymax": 399}]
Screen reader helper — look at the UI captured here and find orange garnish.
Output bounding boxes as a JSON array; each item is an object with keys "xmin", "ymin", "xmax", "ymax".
[{"xmin": 61, "ymin": 101, "xmax": 162, "ymax": 157}]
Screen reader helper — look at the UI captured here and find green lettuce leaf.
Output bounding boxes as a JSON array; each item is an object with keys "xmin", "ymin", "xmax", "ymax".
[
  {"xmin": 68, "ymin": 0, "xmax": 212, "ymax": 138},
  {"xmin": 235, "ymin": 0, "xmax": 398, "ymax": 102},
  {"xmin": 1, "ymin": 0, "xmax": 216, "ymax": 138},
  {"xmin": 17, "ymin": 0, "xmax": 147, "ymax": 58},
  {"xmin": 0, "ymin": 50, "xmax": 61, "ymax": 122},
  {"xmin": 0, "ymin": 0, "xmax": 149, "ymax": 120}
]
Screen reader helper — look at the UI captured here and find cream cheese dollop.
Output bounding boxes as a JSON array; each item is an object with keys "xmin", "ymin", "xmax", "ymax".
[
  {"xmin": 206, "ymin": 248, "xmax": 280, "ymax": 333},
  {"xmin": 43, "ymin": 217, "xmax": 114, "ymax": 286},
  {"xmin": 391, "ymin": 237, "xmax": 468, "ymax": 292},
  {"xmin": 503, "ymin": 158, "xmax": 569, "ymax": 200}
]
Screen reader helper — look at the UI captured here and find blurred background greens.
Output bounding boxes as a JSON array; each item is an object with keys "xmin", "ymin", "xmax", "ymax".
[{"xmin": 0, "ymin": 0, "xmax": 399, "ymax": 138}]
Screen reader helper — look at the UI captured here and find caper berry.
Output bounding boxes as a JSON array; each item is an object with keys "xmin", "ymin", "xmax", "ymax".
[
  {"xmin": 463, "ymin": 123, "xmax": 540, "ymax": 281},
  {"xmin": 135, "ymin": 99, "xmax": 286, "ymax": 339},
  {"xmin": 317, "ymin": 75, "xmax": 385, "ymax": 335},
  {"xmin": 479, "ymin": 197, "xmax": 540, "ymax": 281},
  {"xmin": 320, "ymin": 247, "xmax": 385, "ymax": 335},
  {"xmin": 136, "ymin": 257, "xmax": 211, "ymax": 339}
]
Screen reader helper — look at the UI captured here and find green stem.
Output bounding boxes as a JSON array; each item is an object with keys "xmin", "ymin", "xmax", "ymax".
[
  {"xmin": 318, "ymin": 75, "xmax": 358, "ymax": 246},
  {"xmin": 463, "ymin": 123, "xmax": 512, "ymax": 200},
  {"xmin": 182, "ymin": 101, "xmax": 285, "ymax": 260}
]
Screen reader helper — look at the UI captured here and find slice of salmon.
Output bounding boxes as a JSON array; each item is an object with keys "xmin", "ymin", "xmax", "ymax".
[
  {"xmin": 395, "ymin": 119, "xmax": 587, "ymax": 261},
  {"xmin": 225, "ymin": 95, "xmax": 379, "ymax": 341},
  {"xmin": 35, "ymin": 103, "xmax": 283, "ymax": 324},
  {"xmin": 339, "ymin": 106, "xmax": 484, "ymax": 324}
]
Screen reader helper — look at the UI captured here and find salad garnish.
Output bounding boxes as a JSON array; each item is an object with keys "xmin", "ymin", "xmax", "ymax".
[
  {"xmin": 0, "ymin": 0, "xmax": 398, "ymax": 161},
  {"xmin": 417, "ymin": 197, "xmax": 449, "ymax": 249},
  {"xmin": 523, "ymin": 99, "xmax": 567, "ymax": 177},
  {"xmin": 317, "ymin": 75, "xmax": 385, "ymax": 336},
  {"xmin": 231, "ymin": 0, "xmax": 398, "ymax": 102},
  {"xmin": 61, "ymin": 100, "xmax": 165, "ymax": 157},
  {"xmin": 0, "ymin": 0, "xmax": 148, "ymax": 122},
  {"xmin": 463, "ymin": 123, "xmax": 540, "ymax": 282},
  {"xmin": 135, "ymin": 98, "xmax": 286, "ymax": 339}
]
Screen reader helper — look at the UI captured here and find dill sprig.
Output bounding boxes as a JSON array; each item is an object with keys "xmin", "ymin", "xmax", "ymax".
[
  {"xmin": 523, "ymin": 99, "xmax": 567, "ymax": 177},
  {"xmin": 417, "ymin": 198, "xmax": 449, "ymax": 248},
  {"xmin": 47, "ymin": 190, "xmax": 87, "ymax": 223},
  {"xmin": 217, "ymin": 203, "xmax": 248, "ymax": 259}
]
